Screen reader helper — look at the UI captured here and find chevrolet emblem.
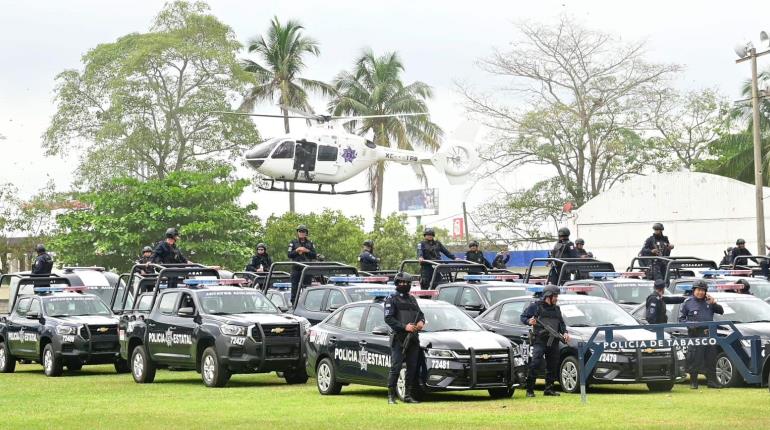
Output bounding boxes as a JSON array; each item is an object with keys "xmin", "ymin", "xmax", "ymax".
[
  {"xmin": 97, "ymin": 327, "xmax": 109, "ymax": 333},
  {"xmin": 643, "ymin": 348, "xmax": 655, "ymax": 354},
  {"xmin": 480, "ymin": 354, "xmax": 490, "ymax": 360},
  {"xmin": 271, "ymin": 327, "xmax": 285, "ymax": 335}
]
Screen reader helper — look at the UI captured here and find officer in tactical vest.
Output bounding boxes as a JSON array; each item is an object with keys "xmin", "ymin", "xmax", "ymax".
[
  {"xmin": 644, "ymin": 279, "xmax": 685, "ymax": 324},
  {"xmin": 384, "ymin": 272, "xmax": 425, "ymax": 404},
  {"xmin": 136, "ymin": 246, "xmax": 153, "ymax": 265},
  {"xmin": 246, "ymin": 243, "xmax": 273, "ymax": 272},
  {"xmin": 547, "ymin": 228, "xmax": 577, "ymax": 285},
  {"xmin": 358, "ymin": 240, "xmax": 380, "ymax": 272},
  {"xmin": 288, "ymin": 225, "xmax": 317, "ymax": 304},
  {"xmin": 520, "ymin": 285, "xmax": 570, "ymax": 397},
  {"xmin": 31, "ymin": 244, "xmax": 54, "ymax": 275},
  {"xmin": 729, "ymin": 238, "xmax": 753, "ymax": 266},
  {"xmin": 417, "ymin": 227, "xmax": 456, "ymax": 289},
  {"xmin": 679, "ymin": 280, "xmax": 724, "ymax": 389},
  {"xmin": 640, "ymin": 223, "xmax": 674, "ymax": 281},
  {"xmin": 465, "ymin": 241, "xmax": 491, "ymax": 272},
  {"xmin": 151, "ymin": 228, "xmax": 188, "ymax": 265}
]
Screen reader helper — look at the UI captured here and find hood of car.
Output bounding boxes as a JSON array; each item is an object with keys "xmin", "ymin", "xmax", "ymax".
[
  {"xmin": 420, "ymin": 330, "xmax": 511, "ymax": 350},
  {"xmin": 732, "ymin": 322, "xmax": 770, "ymax": 338},
  {"xmin": 51, "ymin": 315, "xmax": 119, "ymax": 325},
  {"xmin": 207, "ymin": 313, "xmax": 300, "ymax": 326},
  {"xmin": 569, "ymin": 326, "xmax": 667, "ymax": 343}
]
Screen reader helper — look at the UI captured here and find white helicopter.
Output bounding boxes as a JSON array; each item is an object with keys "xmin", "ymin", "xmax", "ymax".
[{"xmin": 219, "ymin": 109, "xmax": 479, "ymax": 195}]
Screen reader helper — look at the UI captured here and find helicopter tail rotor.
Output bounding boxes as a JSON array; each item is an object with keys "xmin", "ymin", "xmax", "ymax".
[{"xmin": 431, "ymin": 141, "xmax": 479, "ymax": 185}]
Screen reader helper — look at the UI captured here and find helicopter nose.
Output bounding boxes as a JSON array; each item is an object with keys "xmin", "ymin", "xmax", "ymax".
[{"xmin": 244, "ymin": 148, "xmax": 265, "ymax": 169}]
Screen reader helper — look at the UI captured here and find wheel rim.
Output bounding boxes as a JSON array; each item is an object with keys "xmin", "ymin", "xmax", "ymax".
[
  {"xmin": 0, "ymin": 346, "xmax": 6, "ymax": 369},
  {"xmin": 716, "ymin": 356, "xmax": 733, "ymax": 386},
  {"xmin": 561, "ymin": 361, "xmax": 578, "ymax": 392},
  {"xmin": 317, "ymin": 363, "xmax": 331, "ymax": 391},
  {"xmin": 44, "ymin": 349, "xmax": 52, "ymax": 373},
  {"xmin": 203, "ymin": 354, "xmax": 215, "ymax": 383},
  {"xmin": 133, "ymin": 351, "xmax": 144, "ymax": 379},
  {"xmin": 397, "ymin": 368, "xmax": 406, "ymax": 399}
]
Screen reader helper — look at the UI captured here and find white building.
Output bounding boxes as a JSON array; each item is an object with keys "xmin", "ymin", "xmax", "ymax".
[{"xmin": 571, "ymin": 172, "xmax": 770, "ymax": 271}]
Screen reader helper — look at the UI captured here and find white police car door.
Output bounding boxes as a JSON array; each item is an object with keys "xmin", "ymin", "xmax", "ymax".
[{"xmin": 335, "ymin": 305, "xmax": 367, "ymax": 381}]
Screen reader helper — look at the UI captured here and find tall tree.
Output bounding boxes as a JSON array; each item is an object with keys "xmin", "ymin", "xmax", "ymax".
[
  {"xmin": 330, "ymin": 50, "xmax": 442, "ymax": 218},
  {"xmin": 43, "ymin": 1, "xmax": 258, "ymax": 188},
  {"xmin": 240, "ymin": 17, "xmax": 331, "ymax": 212}
]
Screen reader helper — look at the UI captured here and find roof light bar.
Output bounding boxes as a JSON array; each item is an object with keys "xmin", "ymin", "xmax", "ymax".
[
  {"xmin": 181, "ymin": 278, "xmax": 250, "ymax": 286},
  {"xmin": 464, "ymin": 274, "xmax": 521, "ymax": 281},
  {"xmin": 365, "ymin": 289, "xmax": 396, "ymax": 298},
  {"xmin": 328, "ymin": 276, "xmax": 389, "ymax": 284},
  {"xmin": 272, "ymin": 282, "xmax": 292, "ymax": 290},
  {"xmin": 701, "ymin": 269, "xmax": 753, "ymax": 277},
  {"xmin": 33, "ymin": 286, "xmax": 87, "ymax": 294},
  {"xmin": 563, "ymin": 285, "xmax": 596, "ymax": 293}
]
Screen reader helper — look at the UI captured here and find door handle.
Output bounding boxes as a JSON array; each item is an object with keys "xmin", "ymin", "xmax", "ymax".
[
  {"xmin": 168, "ymin": 326, "xmax": 176, "ymax": 330},
  {"xmin": 358, "ymin": 340, "xmax": 367, "ymax": 346},
  {"xmin": 148, "ymin": 323, "xmax": 157, "ymax": 328},
  {"xmin": 328, "ymin": 336, "xmax": 337, "ymax": 343}
]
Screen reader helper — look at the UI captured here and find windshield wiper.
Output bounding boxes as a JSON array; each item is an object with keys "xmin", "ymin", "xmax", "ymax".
[
  {"xmin": 433, "ymin": 328, "xmax": 468, "ymax": 332},
  {"xmin": 569, "ymin": 323, "xmax": 593, "ymax": 327},
  {"xmin": 749, "ymin": 319, "xmax": 770, "ymax": 323}
]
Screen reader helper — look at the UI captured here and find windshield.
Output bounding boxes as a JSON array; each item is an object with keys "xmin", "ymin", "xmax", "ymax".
[
  {"xmin": 44, "ymin": 296, "xmax": 113, "ymax": 317},
  {"xmin": 609, "ymin": 282, "xmax": 656, "ymax": 304},
  {"xmin": 744, "ymin": 280, "xmax": 770, "ymax": 301},
  {"xmin": 716, "ymin": 298, "xmax": 770, "ymax": 323},
  {"xmin": 82, "ymin": 286, "xmax": 117, "ymax": 305},
  {"xmin": 246, "ymin": 138, "xmax": 280, "ymax": 159},
  {"xmin": 421, "ymin": 304, "xmax": 482, "ymax": 332},
  {"xmin": 483, "ymin": 287, "xmax": 528, "ymax": 305},
  {"xmin": 199, "ymin": 290, "xmax": 279, "ymax": 315},
  {"xmin": 560, "ymin": 301, "xmax": 638, "ymax": 327}
]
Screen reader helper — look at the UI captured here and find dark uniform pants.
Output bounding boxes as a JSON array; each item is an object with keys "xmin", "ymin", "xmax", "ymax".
[
  {"xmin": 527, "ymin": 340, "xmax": 560, "ymax": 390},
  {"xmin": 686, "ymin": 329, "xmax": 717, "ymax": 379},
  {"xmin": 388, "ymin": 340, "xmax": 420, "ymax": 389},
  {"xmin": 290, "ymin": 270, "xmax": 311, "ymax": 304},
  {"xmin": 420, "ymin": 265, "xmax": 435, "ymax": 290}
]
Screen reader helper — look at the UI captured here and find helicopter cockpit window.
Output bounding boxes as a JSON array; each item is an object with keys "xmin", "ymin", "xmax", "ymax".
[
  {"xmin": 365, "ymin": 140, "xmax": 376, "ymax": 149},
  {"xmin": 248, "ymin": 138, "xmax": 280, "ymax": 159},
  {"xmin": 271, "ymin": 140, "xmax": 295, "ymax": 159},
  {"xmin": 317, "ymin": 145, "xmax": 338, "ymax": 162}
]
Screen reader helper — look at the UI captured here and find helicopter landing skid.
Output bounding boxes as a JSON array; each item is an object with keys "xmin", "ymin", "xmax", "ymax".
[{"xmin": 257, "ymin": 178, "xmax": 370, "ymax": 195}]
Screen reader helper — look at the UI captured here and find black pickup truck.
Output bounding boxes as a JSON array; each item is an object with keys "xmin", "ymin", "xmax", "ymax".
[
  {"xmin": 118, "ymin": 266, "xmax": 310, "ymax": 387},
  {"xmin": 0, "ymin": 274, "xmax": 127, "ymax": 376}
]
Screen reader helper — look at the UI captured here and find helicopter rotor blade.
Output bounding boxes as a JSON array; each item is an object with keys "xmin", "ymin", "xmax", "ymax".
[
  {"xmin": 333, "ymin": 112, "xmax": 428, "ymax": 121},
  {"xmin": 211, "ymin": 111, "xmax": 310, "ymax": 120}
]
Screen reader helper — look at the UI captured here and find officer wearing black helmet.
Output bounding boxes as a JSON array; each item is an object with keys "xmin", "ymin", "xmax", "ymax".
[
  {"xmin": 31, "ymin": 244, "xmax": 54, "ymax": 275},
  {"xmin": 417, "ymin": 227, "xmax": 456, "ymax": 289},
  {"xmin": 384, "ymin": 272, "xmax": 424, "ymax": 404},
  {"xmin": 465, "ymin": 241, "xmax": 491, "ymax": 272},
  {"xmin": 574, "ymin": 238, "xmax": 593, "ymax": 259},
  {"xmin": 679, "ymin": 279, "xmax": 723, "ymax": 389},
  {"xmin": 288, "ymin": 225, "xmax": 317, "ymax": 303},
  {"xmin": 246, "ymin": 243, "xmax": 273, "ymax": 272},
  {"xmin": 644, "ymin": 279, "xmax": 686, "ymax": 324},
  {"xmin": 729, "ymin": 238, "xmax": 753, "ymax": 266},
  {"xmin": 358, "ymin": 239, "xmax": 380, "ymax": 271},
  {"xmin": 547, "ymin": 228, "xmax": 577, "ymax": 284},
  {"xmin": 520, "ymin": 285, "xmax": 569, "ymax": 397},
  {"xmin": 151, "ymin": 228, "xmax": 188, "ymax": 265},
  {"xmin": 640, "ymin": 223, "xmax": 674, "ymax": 281},
  {"xmin": 136, "ymin": 246, "xmax": 154, "ymax": 265}
]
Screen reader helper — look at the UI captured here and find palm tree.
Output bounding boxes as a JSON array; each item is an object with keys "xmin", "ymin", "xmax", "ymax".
[
  {"xmin": 330, "ymin": 50, "xmax": 443, "ymax": 218},
  {"xmin": 240, "ymin": 17, "xmax": 331, "ymax": 212}
]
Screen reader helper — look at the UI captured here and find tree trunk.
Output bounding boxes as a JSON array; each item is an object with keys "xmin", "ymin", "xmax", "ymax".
[{"xmin": 282, "ymin": 108, "xmax": 295, "ymax": 213}]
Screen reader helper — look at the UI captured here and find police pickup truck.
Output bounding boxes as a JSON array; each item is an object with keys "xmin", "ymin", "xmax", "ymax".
[
  {"xmin": 0, "ymin": 274, "xmax": 127, "ymax": 376},
  {"xmin": 119, "ymin": 275, "xmax": 310, "ymax": 387},
  {"xmin": 562, "ymin": 271, "xmax": 663, "ymax": 311},
  {"xmin": 306, "ymin": 292, "xmax": 527, "ymax": 401}
]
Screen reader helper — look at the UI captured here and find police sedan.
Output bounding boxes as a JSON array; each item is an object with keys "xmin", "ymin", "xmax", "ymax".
[
  {"xmin": 562, "ymin": 271, "xmax": 663, "ymax": 311},
  {"xmin": 305, "ymin": 294, "xmax": 527, "ymax": 401},
  {"xmin": 477, "ymin": 290, "xmax": 686, "ymax": 393},
  {"xmin": 291, "ymin": 276, "xmax": 391, "ymax": 325},
  {"xmin": 434, "ymin": 274, "xmax": 530, "ymax": 317}
]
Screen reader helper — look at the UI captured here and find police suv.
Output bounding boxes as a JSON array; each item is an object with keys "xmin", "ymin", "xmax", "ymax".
[
  {"xmin": 562, "ymin": 271, "xmax": 664, "ymax": 311},
  {"xmin": 434, "ymin": 274, "xmax": 531, "ymax": 317},
  {"xmin": 119, "ymin": 278, "xmax": 311, "ymax": 387},
  {"xmin": 291, "ymin": 276, "xmax": 391, "ymax": 325},
  {"xmin": 305, "ymin": 292, "xmax": 527, "ymax": 401},
  {"xmin": 477, "ymin": 286, "xmax": 687, "ymax": 393},
  {"xmin": 0, "ymin": 277, "xmax": 127, "ymax": 376}
]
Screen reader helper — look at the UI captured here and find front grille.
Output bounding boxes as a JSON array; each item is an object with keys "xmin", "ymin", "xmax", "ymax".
[
  {"xmin": 251, "ymin": 326, "xmax": 262, "ymax": 341},
  {"xmin": 262, "ymin": 324, "xmax": 299, "ymax": 338},
  {"xmin": 62, "ymin": 344, "xmax": 74, "ymax": 353},
  {"xmin": 88, "ymin": 325, "xmax": 118, "ymax": 336},
  {"xmin": 79, "ymin": 326, "xmax": 90, "ymax": 340},
  {"xmin": 92, "ymin": 341, "xmax": 118, "ymax": 352},
  {"xmin": 266, "ymin": 345, "xmax": 298, "ymax": 359},
  {"xmin": 456, "ymin": 349, "xmax": 510, "ymax": 363}
]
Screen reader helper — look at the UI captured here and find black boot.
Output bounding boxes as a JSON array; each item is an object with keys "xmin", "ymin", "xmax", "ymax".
[
  {"xmin": 689, "ymin": 373, "xmax": 699, "ymax": 389},
  {"xmin": 403, "ymin": 386, "xmax": 420, "ymax": 404},
  {"xmin": 526, "ymin": 390, "xmax": 536, "ymax": 398},
  {"xmin": 543, "ymin": 384, "xmax": 560, "ymax": 396},
  {"xmin": 388, "ymin": 387, "xmax": 398, "ymax": 404},
  {"xmin": 706, "ymin": 375, "xmax": 721, "ymax": 389}
]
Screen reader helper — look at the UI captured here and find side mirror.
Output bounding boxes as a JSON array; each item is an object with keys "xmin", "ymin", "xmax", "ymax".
[
  {"xmin": 27, "ymin": 312, "xmax": 41, "ymax": 320},
  {"xmin": 177, "ymin": 307, "xmax": 195, "ymax": 317},
  {"xmin": 463, "ymin": 304, "xmax": 483, "ymax": 312},
  {"xmin": 372, "ymin": 325, "xmax": 390, "ymax": 336}
]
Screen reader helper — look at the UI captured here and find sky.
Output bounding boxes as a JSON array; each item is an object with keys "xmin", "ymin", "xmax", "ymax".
[{"xmin": 1, "ymin": 0, "xmax": 770, "ymax": 237}]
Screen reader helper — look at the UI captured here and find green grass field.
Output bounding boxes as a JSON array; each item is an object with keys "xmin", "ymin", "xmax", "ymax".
[{"xmin": 1, "ymin": 364, "xmax": 769, "ymax": 430}]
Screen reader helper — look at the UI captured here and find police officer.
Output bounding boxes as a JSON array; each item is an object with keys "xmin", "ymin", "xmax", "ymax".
[
  {"xmin": 574, "ymin": 238, "xmax": 593, "ymax": 259},
  {"xmin": 492, "ymin": 250, "xmax": 510, "ymax": 269},
  {"xmin": 730, "ymin": 239, "xmax": 753, "ymax": 266},
  {"xmin": 358, "ymin": 240, "xmax": 380, "ymax": 271},
  {"xmin": 288, "ymin": 225, "xmax": 317, "ymax": 303},
  {"xmin": 151, "ymin": 228, "xmax": 188, "ymax": 265},
  {"xmin": 417, "ymin": 227, "xmax": 456, "ymax": 289},
  {"xmin": 384, "ymin": 272, "xmax": 424, "ymax": 404},
  {"xmin": 520, "ymin": 285, "xmax": 569, "ymax": 397},
  {"xmin": 640, "ymin": 223, "xmax": 674, "ymax": 281},
  {"xmin": 246, "ymin": 243, "xmax": 272, "ymax": 272},
  {"xmin": 679, "ymin": 280, "xmax": 724, "ymax": 389},
  {"xmin": 136, "ymin": 246, "xmax": 153, "ymax": 265},
  {"xmin": 465, "ymin": 241, "xmax": 492, "ymax": 270},
  {"xmin": 644, "ymin": 279, "xmax": 685, "ymax": 324},
  {"xmin": 547, "ymin": 228, "xmax": 576, "ymax": 285},
  {"xmin": 31, "ymin": 244, "xmax": 54, "ymax": 275}
]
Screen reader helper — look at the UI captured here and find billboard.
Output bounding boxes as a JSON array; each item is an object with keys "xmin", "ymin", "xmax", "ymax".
[{"xmin": 398, "ymin": 188, "xmax": 439, "ymax": 216}]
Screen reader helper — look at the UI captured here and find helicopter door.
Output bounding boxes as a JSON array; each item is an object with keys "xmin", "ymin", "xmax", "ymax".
[
  {"xmin": 293, "ymin": 140, "xmax": 317, "ymax": 180},
  {"xmin": 315, "ymin": 145, "xmax": 339, "ymax": 175}
]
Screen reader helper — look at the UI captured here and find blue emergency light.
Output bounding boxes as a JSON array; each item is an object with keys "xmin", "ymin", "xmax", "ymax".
[
  {"xmin": 526, "ymin": 285, "xmax": 545, "ymax": 294},
  {"xmin": 589, "ymin": 272, "xmax": 621, "ymax": 279},
  {"xmin": 182, "ymin": 278, "xmax": 249, "ymax": 286},
  {"xmin": 272, "ymin": 282, "xmax": 292, "ymax": 290},
  {"xmin": 464, "ymin": 274, "xmax": 521, "ymax": 281},
  {"xmin": 33, "ymin": 286, "xmax": 85, "ymax": 294},
  {"xmin": 364, "ymin": 289, "xmax": 396, "ymax": 298},
  {"xmin": 328, "ymin": 276, "xmax": 389, "ymax": 284},
  {"xmin": 701, "ymin": 270, "xmax": 753, "ymax": 278}
]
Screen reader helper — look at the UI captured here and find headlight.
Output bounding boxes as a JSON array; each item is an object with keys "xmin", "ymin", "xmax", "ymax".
[
  {"xmin": 426, "ymin": 349, "xmax": 456, "ymax": 359},
  {"xmin": 220, "ymin": 324, "xmax": 246, "ymax": 336},
  {"xmin": 56, "ymin": 325, "xmax": 77, "ymax": 335}
]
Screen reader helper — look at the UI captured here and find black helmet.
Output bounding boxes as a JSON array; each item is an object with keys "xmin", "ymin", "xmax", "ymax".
[
  {"xmin": 692, "ymin": 280, "xmax": 709, "ymax": 292},
  {"xmin": 142, "ymin": 246, "xmax": 153, "ymax": 253},
  {"xmin": 423, "ymin": 227, "xmax": 435, "ymax": 236},
  {"xmin": 363, "ymin": 239, "xmax": 374, "ymax": 248},
  {"xmin": 394, "ymin": 272, "xmax": 413, "ymax": 285},
  {"xmin": 575, "ymin": 238, "xmax": 585, "ymax": 245},
  {"xmin": 35, "ymin": 244, "xmax": 46, "ymax": 253},
  {"xmin": 165, "ymin": 227, "xmax": 179, "ymax": 238},
  {"xmin": 543, "ymin": 285, "xmax": 560, "ymax": 298},
  {"xmin": 557, "ymin": 227, "xmax": 570, "ymax": 237},
  {"xmin": 468, "ymin": 240, "xmax": 479, "ymax": 248},
  {"xmin": 256, "ymin": 243, "xmax": 267, "ymax": 250},
  {"xmin": 296, "ymin": 224, "xmax": 308, "ymax": 233},
  {"xmin": 652, "ymin": 223, "xmax": 664, "ymax": 231},
  {"xmin": 736, "ymin": 238, "xmax": 746, "ymax": 245},
  {"xmin": 654, "ymin": 279, "xmax": 666, "ymax": 290}
]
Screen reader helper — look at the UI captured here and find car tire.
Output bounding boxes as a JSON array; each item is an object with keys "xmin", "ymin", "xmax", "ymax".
[
  {"xmin": 558, "ymin": 355, "xmax": 580, "ymax": 394},
  {"xmin": 43, "ymin": 344, "xmax": 63, "ymax": 377},
  {"xmin": 646, "ymin": 381, "xmax": 674, "ymax": 392},
  {"xmin": 201, "ymin": 346, "xmax": 230, "ymax": 388},
  {"xmin": 316, "ymin": 358, "xmax": 342, "ymax": 395},
  {"xmin": 66, "ymin": 361, "xmax": 83, "ymax": 372},
  {"xmin": 0, "ymin": 341, "xmax": 16, "ymax": 373},
  {"xmin": 131, "ymin": 345, "xmax": 156, "ymax": 383},
  {"xmin": 488, "ymin": 387, "xmax": 515, "ymax": 398},
  {"xmin": 114, "ymin": 359, "xmax": 130, "ymax": 374},
  {"xmin": 715, "ymin": 352, "xmax": 742, "ymax": 387},
  {"xmin": 284, "ymin": 367, "xmax": 309, "ymax": 384},
  {"xmin": 396, "ymin": 368, "xmax": 424, "ymax": 401}
]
